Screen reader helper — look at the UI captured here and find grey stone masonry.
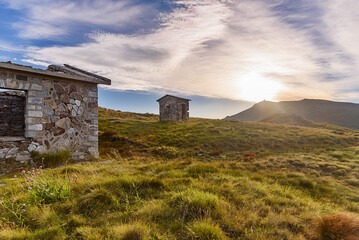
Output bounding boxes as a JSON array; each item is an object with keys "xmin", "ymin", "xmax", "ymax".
[
  {"xmin": 0, "ymin": 62, "xmax": 111, "ymax": 163},
  {"xmin": 157, "ymin": 95, "xmax": 191, "ymax": 122}
]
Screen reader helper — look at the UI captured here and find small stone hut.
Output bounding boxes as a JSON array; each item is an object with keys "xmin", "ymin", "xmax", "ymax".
[
  {"xmin": 157, "ymin": 95, "xmax": 191, "ymax": 122},
  {"xmin": 0, "ymin": 62, "xmax": 111, "ymax": 162}
]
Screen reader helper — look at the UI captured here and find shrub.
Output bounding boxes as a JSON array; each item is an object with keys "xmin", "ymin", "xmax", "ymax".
[
  {"xmin": 169, "ymin": 189, "xmax": 219, "ymax": 221},
  {"xmin": 187, "ymin": 219, "xmax": 227, "ymax": 240},
  {"xmin": 110, "ymin": 222, "xmax": 149, "ymax": 240},
  {"xmin": 312, "ymin": 213, "xmax": 359, "ymax": 240}
]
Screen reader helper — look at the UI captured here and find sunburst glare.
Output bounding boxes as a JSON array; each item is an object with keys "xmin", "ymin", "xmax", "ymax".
[{"xmin": 236, "ymin": 72, "xmax": 286, "ymax": 102}]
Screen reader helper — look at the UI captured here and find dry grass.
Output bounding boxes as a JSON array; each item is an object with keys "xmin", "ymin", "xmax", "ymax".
[{"xmin": 312, "ymin": 213, "xmax": 359, "ymax": 240}]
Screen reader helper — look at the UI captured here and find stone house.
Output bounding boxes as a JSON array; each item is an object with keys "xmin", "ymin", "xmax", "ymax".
[
  {"xmin": 0, "ymin": 62, "xmax": 111, "ymax": 162},
  {"xmin": 157, "ymin": 95, "xmax": 191, "ymax": 122}
]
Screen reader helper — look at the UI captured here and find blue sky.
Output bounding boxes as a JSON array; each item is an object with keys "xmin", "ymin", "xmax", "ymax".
[{"xmin": 0, "ymin": 0, "xmax": 358, "ymax": 118}]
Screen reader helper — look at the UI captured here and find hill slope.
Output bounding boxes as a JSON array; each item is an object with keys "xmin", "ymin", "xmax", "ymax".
[
  {"xmin": 0, "ymin": 108, "xmax": 358, "ymax": 239},
  {"xmin": 259, "ymin": 113, "xmax": 322, "ymax": 128},
  {"xmin": 225, "ymin": 99, "xmax": 359, "ymax": 130}
]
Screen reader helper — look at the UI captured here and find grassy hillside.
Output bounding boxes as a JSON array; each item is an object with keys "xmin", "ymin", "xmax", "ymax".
[{"xmin": 0, "ymin": 107, "xmax": 359, "ymax": 239}]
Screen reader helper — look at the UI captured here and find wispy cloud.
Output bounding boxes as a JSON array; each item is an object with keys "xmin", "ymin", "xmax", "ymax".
[
  {"xmin": 2, "ymin": 0, "xmax": 152, "ymax": 39},
  {"xmin": 21, "ymin": 58, "xmax": 50, "ymax": 67},
  {"xmin": 9, "ymin": 0, "xmax": 359, "ymax": 102}
]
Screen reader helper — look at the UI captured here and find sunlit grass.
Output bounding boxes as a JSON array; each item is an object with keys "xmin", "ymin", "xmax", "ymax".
[{"xmin": 0, "ymin": 108, "xmax": 358, "ymax": 239}]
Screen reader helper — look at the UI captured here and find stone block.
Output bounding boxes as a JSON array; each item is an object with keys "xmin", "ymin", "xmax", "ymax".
[
  {"xmin": 0, "ymin": 148, "xmax": 9, "ymax": 158},
  {"xmin": 28, "ymin": 124, "xmax": 43, "ymax": 131},
  {"xmin": 31, "ymin": 84, "xmax": 43, "ymax": 90},
  {"xmin": 28, "ymin": 97, "xmax": 43, "ymax": 104},
  {"xmin": 28, "ymin": 111, "xmax": 43, "ymax": 117},
  {"xmin": 6, "ymin": 148, "xmax": 18, "ymax": 158},
  {"xmin": 88, "ymin": 91, "xmax": 97, "ymax": 97},
  {"xmin": 55, "ymin": 117, "xmax": 71, "ymax": 129}
]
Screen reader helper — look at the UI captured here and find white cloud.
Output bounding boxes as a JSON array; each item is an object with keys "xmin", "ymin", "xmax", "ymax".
[
  {"xmin": 3, "ymin": 0, "xmax": 151, "ymax": 39},
  {"xmin": 19, "ymin": 0, "xmax": 359, "ymax": 102},
  {"xmin": 318, "ymin": 0, "xmax": 359, "ymax": 101},
  {"xmin": 21, "ymin": 59, "xmax": 50, "ymax": 67}
]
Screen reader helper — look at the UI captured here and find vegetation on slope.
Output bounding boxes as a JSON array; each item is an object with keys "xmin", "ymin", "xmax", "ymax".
[{"xmin": 0, "ymin": 107, "xmax": 358, "ymax": 239}]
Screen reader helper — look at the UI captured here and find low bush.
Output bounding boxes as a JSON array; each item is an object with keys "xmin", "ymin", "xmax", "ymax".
[{"xmin": 312, "ymin": 212, "xmax": 359, "ymax": 240}]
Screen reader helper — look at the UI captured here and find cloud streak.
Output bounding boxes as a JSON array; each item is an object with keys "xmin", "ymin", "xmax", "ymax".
[
  {"xmin": 2, "ymin": 0, "xmax": 152, "ymax": 39},
  {"xmin": 9, "ymin": 0, "xmax": 359, "ymax": 103}
]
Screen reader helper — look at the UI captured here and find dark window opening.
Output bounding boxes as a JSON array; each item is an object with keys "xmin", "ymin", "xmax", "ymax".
[
  {"xmin": 0, "ymin": 89, "xmax": 26, "ymax": 137},
  {"xmin": 16, "ymin": 75, "xmax": 28, "ymax": 81}
]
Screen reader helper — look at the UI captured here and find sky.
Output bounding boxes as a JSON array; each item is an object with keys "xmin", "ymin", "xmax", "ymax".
[{"xmin": 0, "ymin": 0, "xmax": 358, "ymax": 118}]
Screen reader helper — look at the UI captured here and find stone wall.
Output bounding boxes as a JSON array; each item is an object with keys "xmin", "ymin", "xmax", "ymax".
[
  {"xmin": 0, "ymin": 69, "xmax": 99, "ymax": 162},
  {"xmin": 0, "ymin": 92, "xmax": 25, "ymax": 136},
  {"xmin": 159, "ymin": 97, "xmax": 189, "ymax": 122}
]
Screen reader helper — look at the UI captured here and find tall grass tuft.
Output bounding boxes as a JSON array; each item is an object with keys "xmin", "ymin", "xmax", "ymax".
[
  {"xmin": 187, "ymin": 219, "xmax": 228, "ymax": 240},
  {"xmin": 76, "ymin": 188, "xmax": 119, "ymax": 217},
  {"xmin": 110, "ymin": 222, "xmax": 149, "ymax": 240},
  {"xmin": 169, "ymin": 189, "xmax": 219, "ymax": 221},
  {"xmin": 32, "ymin": 149, "xmax": 71, "ymax": 167},
  {"xmin": 312, "ymin": 212, "xmax": 359, "ymax": 240}
]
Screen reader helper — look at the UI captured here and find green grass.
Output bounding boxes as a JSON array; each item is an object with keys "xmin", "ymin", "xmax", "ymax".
[{"xmin": 0, "ymin": 108, "xmax": 359, "ymax": 239}]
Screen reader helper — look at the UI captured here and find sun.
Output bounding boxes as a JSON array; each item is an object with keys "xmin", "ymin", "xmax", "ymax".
[{"xmin": 236, "ymin": 73, "xmax": 286, "ymax": 102}]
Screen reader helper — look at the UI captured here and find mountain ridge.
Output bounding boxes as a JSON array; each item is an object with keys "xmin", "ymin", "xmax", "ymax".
[{"xmin": 225, "ymin": 99, "xmax": 359, "ymax": 130}]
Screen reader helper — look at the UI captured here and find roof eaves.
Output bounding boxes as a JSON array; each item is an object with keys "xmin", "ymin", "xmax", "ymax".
[
  {"xmin": 157, "ymin": 94, "xmax": 191, "ymax": 102},
  {"xmin": 0, "ymin": 62, "xmax": 111, "ymax": 85}
]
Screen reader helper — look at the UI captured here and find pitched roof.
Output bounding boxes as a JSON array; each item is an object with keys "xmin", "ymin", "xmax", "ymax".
[
  {"xmin": 0, "ymin": 61, "xmax": 111, "ymax": 85},
  {"xmin": 157, "ymin": 94, "xmax": 191, "ymax": 102}
]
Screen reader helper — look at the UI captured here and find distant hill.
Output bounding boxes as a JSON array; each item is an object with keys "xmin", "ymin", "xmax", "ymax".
[{"xmin": 225, "ymin": 99, "xmax": 359, "ymax": 130}]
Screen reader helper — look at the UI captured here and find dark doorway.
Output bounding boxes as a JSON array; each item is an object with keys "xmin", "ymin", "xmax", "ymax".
[{"xmin": 181, "ymin": 104, "xmax": 187, "ymax": 120}]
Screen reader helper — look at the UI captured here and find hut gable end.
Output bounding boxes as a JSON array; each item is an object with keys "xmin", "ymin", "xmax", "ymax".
[{"xmin": 0, "ymin": 61, "xmax": 111, "ymax": 163}]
